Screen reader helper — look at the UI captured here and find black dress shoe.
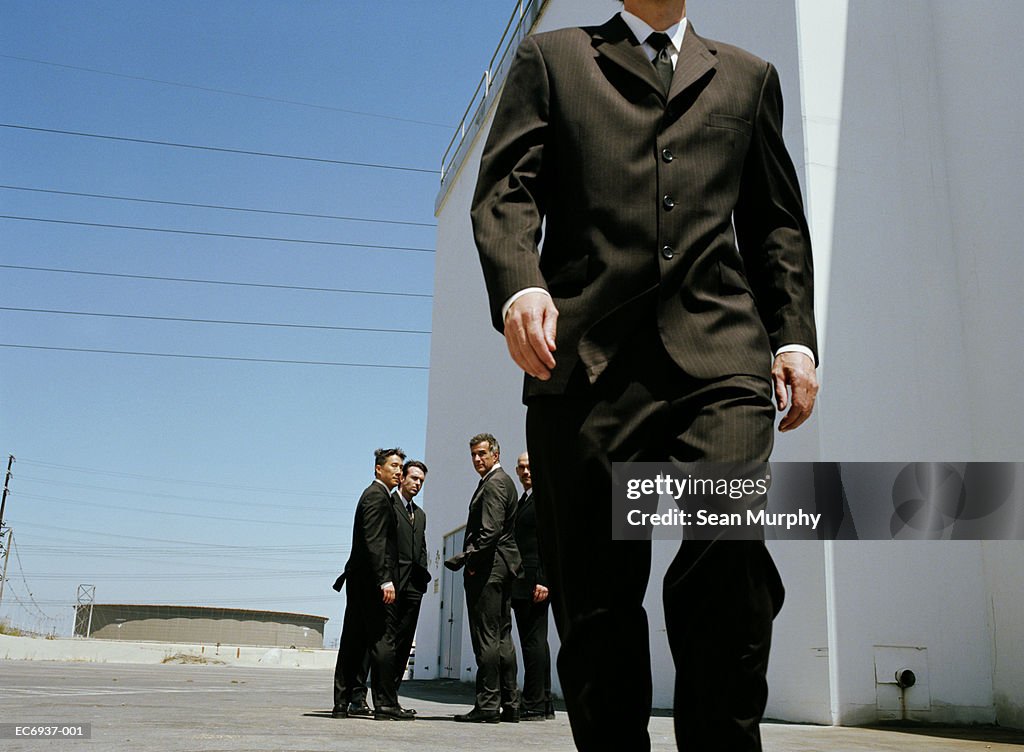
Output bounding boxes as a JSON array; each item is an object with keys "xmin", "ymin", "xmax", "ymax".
[
  {"xmin": 330, "ymin": 706, "xmax": 348, "ymax": 719},
  {"xmin": 544, "ymin": 699, "xmax": 556, "ymax": 719},
  {"xmin": 500, "ymin": 706, "xmax": 520, "ymax": 723},
  {"xmin": 454, "ymin": 708, "xmax": 500, "ymax": 723},
  {"xmin": 374, "ymin": 705, "xmax": 415, "ymax": 721},
  {"xmin": 520, "ymin": 709, "xmax": 546, "ymax": 721},
  {"xmin": 347, "ymin": 702, "xmax": 372, "ymax": 717}
]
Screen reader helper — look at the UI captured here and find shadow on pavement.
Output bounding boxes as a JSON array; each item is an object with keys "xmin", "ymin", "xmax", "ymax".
[{"xmin": 869, "ymin": 723, "xmax": 1024, "ymax": 746}]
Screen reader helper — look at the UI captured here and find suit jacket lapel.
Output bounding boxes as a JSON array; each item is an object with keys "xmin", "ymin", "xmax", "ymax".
[
  {"xmin": 592, "ymin": 16, "xmax": 718, "ymax": 104},
  {"xmin": 393, "ymin": 490, "xmax": 415, "ymax": 529},
  {"xmin": 591, "ymin": 15, "xmax": 663, "ymax": 99},
  {"xmin": 668, "ymin": 25, "xmax": 717, "ymax": 103}
]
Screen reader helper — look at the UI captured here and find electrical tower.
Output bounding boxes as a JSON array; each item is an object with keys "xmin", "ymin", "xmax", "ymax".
[{"xmin": 75, "ymin": 585, "xmax": 96, "ymax": 638}]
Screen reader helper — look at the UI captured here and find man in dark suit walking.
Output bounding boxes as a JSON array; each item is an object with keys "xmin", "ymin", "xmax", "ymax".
[
  {"xmin": 510, "ymin": 451, "xmax": 554, "ymax": 721},
  {"xmin": 472, "ymin": 1, "xmax": 818, "ymax": 749},
  {"xmin": 390, "ymin": 460, "xmax": 431, "ymax": 696},
  {"xmin": 449, "ymin": 433, "xmax": 523, "ymax": 723},
  {"xmin": 331, "ymin": 448, "xmax": 415, "ymax": 721}
]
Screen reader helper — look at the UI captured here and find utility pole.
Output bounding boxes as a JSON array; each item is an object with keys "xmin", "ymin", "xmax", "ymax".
[
  {"xmin": 0, "ymin": 454, "xmax": 12, "ymax": 534},
  {"xmin": 0, "ymin": 455, "xmax": 13, "ymax": 613},
  {"xmin": 0, "ymin": 529, "xmax": 11, "ymax": 613}
]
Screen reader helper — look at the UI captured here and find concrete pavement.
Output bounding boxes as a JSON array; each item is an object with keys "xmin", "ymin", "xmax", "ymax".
[{"xmin": 2, "ymin": 660, "xmax": 1022, "ymax": 751}]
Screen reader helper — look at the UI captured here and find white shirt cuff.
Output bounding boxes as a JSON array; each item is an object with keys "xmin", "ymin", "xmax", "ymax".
[
  {"xmin": 501, "ymin": 288, "xmax": 551, "ymax": 321},
  {"xmin": 775, "ymin": 344, "xmax": 816, "ymax": 363},
  {"xmin": 380, "ymin": 581, "xmax": 393, "ymax": 590}
]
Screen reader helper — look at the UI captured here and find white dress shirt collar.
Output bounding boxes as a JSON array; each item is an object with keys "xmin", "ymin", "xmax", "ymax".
[
  {"xmin": 620, "ymin": 10, "xmax": 688, "ymax": 62},
  {"xmin": 481, "ymin": 462, "xmax": 502, "ymax": 481}
]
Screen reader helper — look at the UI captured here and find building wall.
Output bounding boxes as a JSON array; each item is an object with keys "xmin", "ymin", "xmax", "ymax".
[
  {"xmin": 425, "ymin": 0, "xmax": 1024, "ymax": 727},
  {"xmin": 802, "ymin": 0, "xmax": 1024, "ymax": 728},
  {"xmin": 75, "ymin": 605, "xmax": 327, "ymax": 649}
]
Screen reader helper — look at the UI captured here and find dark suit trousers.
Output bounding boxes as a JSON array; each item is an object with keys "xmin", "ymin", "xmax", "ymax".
[
  {"xmin": 511, "ymin": 596, "xmax": 552, "ymax": 712},
  {"xmin": 333, "ymin": 579, "xmax": 399, "ymax": 711},
  {"xmin": 526, "ymin": 331, "xmax": 782, "ymax": 752},
  {"xmin": 465, "ymin": 572, "xmax": 519, "ymax": 712},
  {"xmin": 392, "ymin": 588, "xmax": 423, "ymax": 695},
  {"xmin": 332, "ymin": 607, "xmax": 368, "ymax": 706}
]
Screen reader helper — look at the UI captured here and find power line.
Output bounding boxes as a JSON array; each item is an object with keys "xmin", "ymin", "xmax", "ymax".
[
  {"xmin": 25, "ymin": 570, "xmax": 337, "ymax": 582},
  {"xmin": 22, "ymin": 595, "xmax": 338, "ymax": 606},
  {"xmin": 13, "ymin": 475, "xmax": 349, "ymax": 513},
  {"xmin": 10, "ymin": 537, "xmax": 58, "ymax": 621},
  {"xmin": 9, "ymin": 520, "xmax": 339, "ymax": 549},
  {"xmin": 0, "ymin": 264, "xmax": 433, "ymax": 300},
  {"xmin": 14, "ymin": 492, "xmax": 348, "ymax": 529},
  {"xmin": 0, "ymin": 215, "xmax": 435, "ymax": 254},
  {"xmin": 15, "ymin": 458, "xmax": 354, "ymax": 498},
  {"xmin": 0, "ymin": 306, "xmax": 431, "ymax": 335},
  {"xmin": 0, "ymin": 185, "xmax": 437, "ymax": 227},
  {"xmin": 18, "ymin": 545, "xmax": 340, "ymax": 568},
  {"xmin": 0, "ymin": 54, "xmax": 454, "ymax": 129},
  {"xmin": 20, "ymin": 535, "xmax": 345, "ymax": 557},
  {"xmin": 0, "ymin": 343, "xmax": 430, "ymax": 369},
  {"xmin": 0, "ymin": 123, "xmax": 438, "ymax": 174}
]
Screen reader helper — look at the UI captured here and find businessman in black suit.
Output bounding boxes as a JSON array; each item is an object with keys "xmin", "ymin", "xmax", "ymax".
[
  {"xmin": 510, "ymin": 451, "xmax": 553, "ymax": 721},
  {"xmin": 472, "ymin": 1, "xmax": 818, "ymax": 749},
  {"xmin": 331, "ymin": 448, "xmax": 414, "ymax": 721},
  {"xmin": 391, "ymin": 459, "xmax": 431, "ymax": 695},
  {"xmin": 449, "ymin": 433, "xmax": 523, "ymax": 723}
]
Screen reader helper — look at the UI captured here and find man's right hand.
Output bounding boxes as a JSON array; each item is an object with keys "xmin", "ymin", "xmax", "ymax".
[
  {"xmin": 504, "ymin": 292, "xmax": 558, "ymax": 380},
  {"xmin": 381, "ymin": 584, "xmax": 396, "ymax": 605}
]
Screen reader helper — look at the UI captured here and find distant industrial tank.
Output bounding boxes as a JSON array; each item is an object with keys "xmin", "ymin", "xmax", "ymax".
[{"xmin": 74, "ymin": 603, "xmax": 327, "ymax": 648}]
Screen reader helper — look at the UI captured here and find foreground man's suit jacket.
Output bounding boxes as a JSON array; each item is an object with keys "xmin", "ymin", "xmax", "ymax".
[{"xmin": 472, "ymin": 16, "xmax": 817, "ymax": 395}]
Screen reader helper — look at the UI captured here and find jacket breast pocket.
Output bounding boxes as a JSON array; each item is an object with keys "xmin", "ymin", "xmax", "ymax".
[
  {"xmin": 706, "ymin": 113, "xmax": 752, "ymax": 134},
  {"xmin": 705, "ymin": 113, "xmax": 753, "ymax": 160}
]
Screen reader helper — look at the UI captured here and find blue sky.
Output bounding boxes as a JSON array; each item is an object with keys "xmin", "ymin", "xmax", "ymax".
[{"xmin": 0, "ymin": 1, "xmax": 516, "ymax": 642}]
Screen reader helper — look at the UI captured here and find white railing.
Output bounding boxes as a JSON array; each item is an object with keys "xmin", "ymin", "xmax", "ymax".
[{"xmin": 436, "ymin": 0, "xmax": 548, "ymax": 209}]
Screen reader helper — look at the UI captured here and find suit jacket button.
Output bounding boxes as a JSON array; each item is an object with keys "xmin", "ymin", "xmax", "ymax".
[
  {"xmin": 661, "ymin": 245, "xmax": 675, "ymax": 260},
  {"xmin": 661, "ymin": 148, "xmax": 674, "ymax": 162},
  {"xmin": 662, "ymin": 194, "xmax": 675, "ymax": 210}
]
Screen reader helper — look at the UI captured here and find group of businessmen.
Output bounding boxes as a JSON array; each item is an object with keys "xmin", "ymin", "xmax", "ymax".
[
  {"xmin": 332, "ymin": 441, "xmax": 553, "ymax": 723},
  {"xmin": 331, "ymin": 448, "xmax": 430, "ymax": 721},
  {"xmin": 445, "ymin": 434, "xmax": 554, "ymax": 723}
]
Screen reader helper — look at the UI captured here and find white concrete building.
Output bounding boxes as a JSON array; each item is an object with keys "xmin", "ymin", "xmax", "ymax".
[{"xmin": 416, "ymin": 0, "xmax": 1024, "ymax": 729}]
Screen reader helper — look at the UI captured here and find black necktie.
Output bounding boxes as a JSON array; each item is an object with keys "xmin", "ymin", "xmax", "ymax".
[
  {"xmin": 646, "ymin": 32, "xmax": 674, "ymax": 93},
  {"xmin": 407, "ymin": 501, "xmax": 414, "ymax": 521},
  {"xmin": 520, "ymin": 492, "xmax": 529, "ymax": 506}
]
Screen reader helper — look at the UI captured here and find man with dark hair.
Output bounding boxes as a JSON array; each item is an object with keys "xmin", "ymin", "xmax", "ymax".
[
  {"xmin": 331, "ymin": 448, "xmax": 414, "ymax": 721},
  {"xmin": 447, "ymin": 434, "xmax": 522, "ymax": 723},
  {"xmin": 390, "ymin": 459, "xmax": 431, "ymax": 697},
  {"xmin": 510, "ymin": 451, "xmax": 553, "ymax": 721},
  {"xmin": 472, "ymin": 0, "xmax": 818, "ymax": 749}
]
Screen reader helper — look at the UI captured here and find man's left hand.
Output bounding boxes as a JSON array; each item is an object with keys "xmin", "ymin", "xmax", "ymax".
[
  {"xmin": 533, "ymin": 584, "xmax": 549, "ymax": 604},
  {"xmin": 771, "ymin": 352, "xmax": 818, "ymax": 432}
]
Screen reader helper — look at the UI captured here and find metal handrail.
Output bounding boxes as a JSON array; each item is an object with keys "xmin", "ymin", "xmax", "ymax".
[{"xmin": 438, "ymin": 0, "xmax": 547, "ymax": 195}]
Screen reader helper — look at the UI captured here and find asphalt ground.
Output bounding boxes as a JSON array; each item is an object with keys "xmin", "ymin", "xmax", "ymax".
[{"xmin": 1, "ymin": 660, "xmax": 1022, "ymax": 751}]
